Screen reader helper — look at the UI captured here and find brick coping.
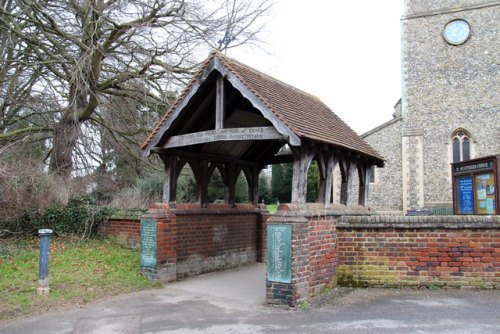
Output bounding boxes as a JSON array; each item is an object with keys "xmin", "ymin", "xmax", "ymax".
[
  {"xmin": 275, "ymin": 203, "xmax": 375, "ymax": 217},
  {"xmin": 338, "ymin": 215, "xmax": 500, "ymax": 229},
  {"xmin": 145, "ymin": 202, "xmax": 268, "ymax": 215}
]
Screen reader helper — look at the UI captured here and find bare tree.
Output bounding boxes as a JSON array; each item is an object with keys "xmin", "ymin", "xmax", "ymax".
[{"xmin": 0, "ymin": 0, "xmax": 272, "ymax": 198}]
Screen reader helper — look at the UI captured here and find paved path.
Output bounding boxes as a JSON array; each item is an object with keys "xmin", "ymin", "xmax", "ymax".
[{"xmin": 1, "ymin": 263, "xmax": 500, "ymax": 333}]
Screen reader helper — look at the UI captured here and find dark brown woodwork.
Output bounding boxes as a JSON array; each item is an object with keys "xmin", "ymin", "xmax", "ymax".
[
  {"xmin": 339, "ymin": 160, "xmax": 349, "ymax": 205},
  {"xmin": 223, "ymin": 163, "xmax": 240, "ymax": 205},
  {"xmin": 160, "ymin": 154, "xmax": 178, "ymax": 205},
  {"xmin": 153, "ymin": 148, "xmax": 263, "ymax": 168},
  {"xmin": 357, "ymin": 162, "xmax": 370, "ymax": 206},
  {"xmin": 146, "ymin": 55, "xmax": 382, "ymax": 208},
  {"xmin": 215, "ymin": 75, "xmax": 225, "ymax": 129},
  {"xmin": 242, "ymin": 166, "xmax": 262, "ymax": 205},
  {"xmin": 191, "ymin": 160, "xmax": 209, "ymax": 207},
  {"xmin": 176, "ymin": 89, "xmax": 216, "ymax": 135},
  {"xmin": 265, "ymin": 154, "xmax": 294, "ymax": 165}
]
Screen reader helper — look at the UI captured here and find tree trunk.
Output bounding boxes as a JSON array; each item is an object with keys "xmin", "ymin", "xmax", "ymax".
[{"xmin": 50, "ymin": 120, "xmax": 81, "ymax": 177}]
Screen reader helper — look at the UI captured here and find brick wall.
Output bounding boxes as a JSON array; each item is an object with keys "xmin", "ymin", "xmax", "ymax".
[
  {"xmin": 103, "ymin": 203, "xmax": 268, "ymax": 281},
  {"xmin": 99, "ymin": 217, "xmax": 141, "ymax": 249},
  {"xmin": 174, "ymin": 203, "xmax": 263, "ymax": 277},
  {"xmin": 308, "ymin": 215, "xmax": 337, "ymax": 295},
  {"xmin": 337, "ymin": 215, "xmax": 500, "ymax": 289},
  {"xmin": 266, "ymin": 204, "xmax": 360, "ymax": 306}
]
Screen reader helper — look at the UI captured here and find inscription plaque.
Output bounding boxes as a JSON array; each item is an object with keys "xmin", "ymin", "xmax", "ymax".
[
  {"xmin": 267, "ymin": 224, "xmax": 292, "ymax": 283},
  {"xmin": 140, "ymin": 219, "xmax": 157, "ymax": 267}
]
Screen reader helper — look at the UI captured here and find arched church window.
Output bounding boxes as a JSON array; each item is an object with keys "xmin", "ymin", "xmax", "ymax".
[
  {"xmin": 451, "ymin": 129, "xmax": 472, "ymax": 163},
  {"xmin": 462, "ymin": 137, "xmax": 470, "ymax": 161},
  {"xmin": 453, "ymin": 138, "xmax": 460, "ymax": 163}
]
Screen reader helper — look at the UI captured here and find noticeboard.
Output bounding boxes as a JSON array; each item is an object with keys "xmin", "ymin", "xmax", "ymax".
[
  {"xmin": 475, "ymin": 173, "xmax": 496, "ymax": 214},
  {"xmin": 452, "ymin": 155, "xmax": 499, "ymax": 215},
  {"xmin": 267, "ymin": 224, "xmax": 292, "ymax": 283},
  {"xmin": 140, "ymin": 219, "xmax": 157, "ymax": 268},
  {"xmin": 457, "ymin": 176, "xmax": 474, "ymax": 214}
]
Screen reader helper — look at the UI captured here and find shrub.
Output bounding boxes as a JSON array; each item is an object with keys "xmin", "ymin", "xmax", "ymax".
[
  {"xmin": 39, "ymin": 196, "xmax": 114, "ymax": 237},
  {"xmin": 5, "ymin": 196, "xmax": 114, "ymax": 237}
]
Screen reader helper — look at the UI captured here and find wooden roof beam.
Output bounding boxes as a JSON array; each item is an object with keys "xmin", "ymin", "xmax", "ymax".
[
  {"xmin": 163, "ymin": 127, "xmax": 286, "ymax": 149},
  {"xmin": 152, "ymin": 148, "xmax": 264, "ymax": 168}
]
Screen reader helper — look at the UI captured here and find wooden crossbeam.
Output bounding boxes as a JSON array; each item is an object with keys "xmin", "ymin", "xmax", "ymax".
[
  {"xmin": 152, "ymin": 148, "xmax": 264, "ymax": 168},
  {"xmin": 163, "ymin": 127, "xmax": 286, "ymax": 149}
]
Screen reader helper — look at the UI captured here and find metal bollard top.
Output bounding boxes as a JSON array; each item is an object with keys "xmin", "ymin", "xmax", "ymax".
[{"xmin": 38, "ymin": 229, "xmax": 53, "ymax": 236}]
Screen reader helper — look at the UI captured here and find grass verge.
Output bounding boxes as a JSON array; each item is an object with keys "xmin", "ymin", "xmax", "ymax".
[
  {"xmin": 0, "ymin": 237, "xmax": 160, "ymax": 321},
  {"xmin": 266, "ymin": 204, "xmax": 278, "ymax": 213}
]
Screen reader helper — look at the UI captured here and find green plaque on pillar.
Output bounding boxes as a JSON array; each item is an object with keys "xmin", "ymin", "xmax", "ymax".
[
  {"xmin": 140, "ymin": 219, "xmax": 157, "ymax": 267},
  {"xmin": 267, "ymin": 224, "xmax": 292, "ymax": 283}
]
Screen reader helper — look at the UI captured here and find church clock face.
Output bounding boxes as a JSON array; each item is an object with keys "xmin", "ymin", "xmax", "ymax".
[{"xmin": 443, "ymin": 19, "xmax": 471, "ymax": 45}]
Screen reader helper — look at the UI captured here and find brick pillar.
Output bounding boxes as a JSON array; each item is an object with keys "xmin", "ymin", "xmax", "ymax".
[
  {"xmin": 257, "ymin": 207, "xmax": 271, "ymax": 263},
  {"xmin": 266, "ymin": 214, "xmax": 309, "ymax": 307},
  {"xmin": 140, "ymin": 203, "xmax": 177, "ymax": 282}
]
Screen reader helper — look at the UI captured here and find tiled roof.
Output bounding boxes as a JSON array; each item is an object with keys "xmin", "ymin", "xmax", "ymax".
[{"xmin": 142, "ymin": 50, "xmax": 384, "ymax": 162}]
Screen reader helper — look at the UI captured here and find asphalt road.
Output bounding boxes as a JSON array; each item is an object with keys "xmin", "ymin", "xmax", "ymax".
[{"xmin": 1, "ymin": 264, "xmax": 499, "ymax": 334}]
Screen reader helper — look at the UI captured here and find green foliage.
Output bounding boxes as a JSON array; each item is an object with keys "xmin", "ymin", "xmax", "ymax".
[
  {"xmin": 258, "ymin": 173, "xmax": 274, "ymax": 204},
  {"xmin": 235, "ymin": 173, "xmax": 249, "ymax": 202},
  {"xmin": 176, "ymin": 167, "xmax": 197, "ymax": 203},
  {"xmin": 271, "ymin": 160, "xmax": 320, "ymax": 203},
  {"xmin": 208, "ymin": 168, "xmax": 225, "ymax": 202},
  {"xmin": 271, "ymin": 163, "xmax": 293, "ymax": 203},
  {"xmin": 40, "ymin": 197, "xmax": 114, "ymax": 237},
  {"xmin": 266, "ymin": 204, "xmax": 278, "ymax": 213},
  {"xmin": 299, "ymin": 300, "xmax": 311, "ymax": 310},
  {"xmin": 8, "ymin": 196, "xmax": 113, "ymax": 237},
  {"xmin": 306, "ymin": 161, "xmax": 320, "ymax": 202}
]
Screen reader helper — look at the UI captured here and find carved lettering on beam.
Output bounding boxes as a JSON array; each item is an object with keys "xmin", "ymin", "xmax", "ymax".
[{"xmin": 164, "ymin": 127, "xmax": 286, "ymax": 149}]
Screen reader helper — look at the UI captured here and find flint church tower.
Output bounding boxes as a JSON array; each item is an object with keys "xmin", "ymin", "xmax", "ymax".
[{"xmin": 363, "ymin": 0, "xmax": 499, "ymax": 212}]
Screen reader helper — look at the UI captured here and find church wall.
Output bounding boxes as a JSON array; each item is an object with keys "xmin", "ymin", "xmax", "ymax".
[
  {"xmin": 402, "ymin": 1, "xmax": 499, "ymax": 209},
  {"xmin": 405, "ymin": 0, "xmax": 493, "ymax": 16},
  {"xmin": 363, "ymin": 118, "xmax": 403, "ymax": 212}
]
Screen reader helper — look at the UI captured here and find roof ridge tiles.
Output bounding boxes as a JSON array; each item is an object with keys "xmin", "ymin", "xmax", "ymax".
[{"xmin": 214, "ymin": 50, "xmax": 324, "ymax": 102}]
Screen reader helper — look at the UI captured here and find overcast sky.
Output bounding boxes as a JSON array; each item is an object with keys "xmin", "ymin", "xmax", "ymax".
[{"xmin": 228, "ymin": 1, "xmax": 405, "ymax": 135}]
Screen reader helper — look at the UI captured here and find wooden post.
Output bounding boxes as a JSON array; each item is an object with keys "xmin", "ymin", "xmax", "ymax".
[
  {"xmin": 317, "ymin": 152, "xmax": 337, "ymax": 207},
  {"xmin": 291, "ymin": 146, "xmax": 315, "ymax": 204},
  {"xmin": 358, "ymin": 163, "xmax": 371, "ymax": 206},
  {"xmin": 223, "ymin": 163, "xmax": 239, "ymax": 205},
  {"xmin": 250, "ymin": 166, "xmax": 261, "ymax": 205},
  {"xmin": 215, "ymin": 75, "xmax": 225, "ymax": 130},
  {"xmin": 339, "ymin": 160, "xmax": 349, "ymax": 205},
  {"xmin": 160, "ymin": 154, "xmax": 178, "ymax": 204},
  {"xmin": 243, "ymin": 166, "xmax": 262, "ymax": 205},
  {"xmin": 347, "ymin": 163, "xmax": 357, "ymax": 205}
]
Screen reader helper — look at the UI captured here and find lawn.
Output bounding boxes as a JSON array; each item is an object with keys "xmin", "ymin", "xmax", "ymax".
[
  {"xmin": 0, "ymin": 237, "xmax": 160, "ymax": 320},
  {"xmin": 266, "ymin": 204, "xmax": 278, "ymax": 213}
]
